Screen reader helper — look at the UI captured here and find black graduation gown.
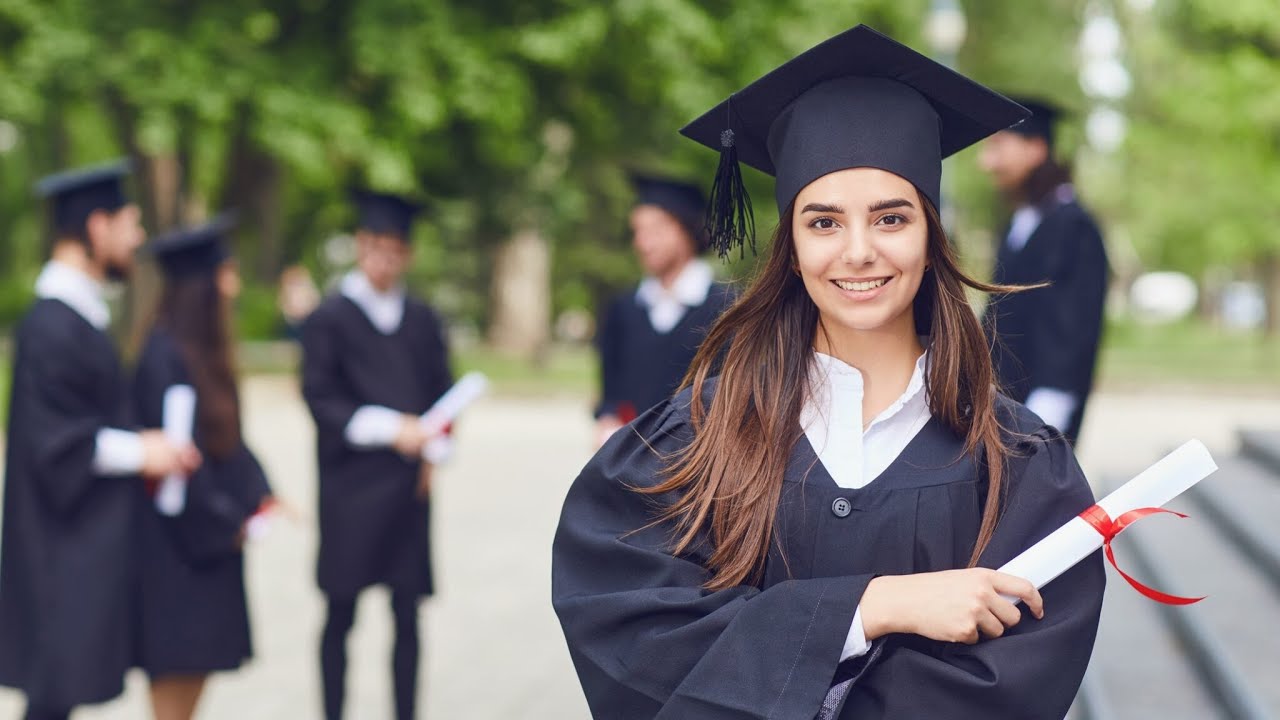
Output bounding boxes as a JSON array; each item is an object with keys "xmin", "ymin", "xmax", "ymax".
[
  {"xmin": 595, "ymin": 284, "xmax": 734, "ymax": 419},
  {"xmin": 984, "ymin": 196, "xmax": 1109, "ymax": 442},
  {"xmin": 301, "ymin": 294, "xmax": 452, "ymax": 599},
  {"xmin": 553, "ymin": 382, "xmax": 1105, "ymax": 720},
  {"xmin": 0, "ymin": 299, "xmax": 136, "ymax": 709},
  {"xmin": 131, "ymin": 329, "xmax": 272, "ymax": 676}
]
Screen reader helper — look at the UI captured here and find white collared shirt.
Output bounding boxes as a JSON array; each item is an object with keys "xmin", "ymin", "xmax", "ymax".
[
  {"xmin": 341, "ymin": 270, "xmax": 406, "ymax": 335},
  {"xmin": 33, "ymin": 260, "xmax": 143, "ymax": 476},
  {"xmin": 34, "ymin": 260, "xmax": 111, "ymax": 330},
  {"xmin": 799, "ymin": 350, "xmax": 933, "ymax": 661},
  {"xmin": 801, "ymin": 351, "xmax": 932, "ymax": 490},
  {"xmin": 634, "ymin": 259, "xmax": 714, "ymax": 334}
]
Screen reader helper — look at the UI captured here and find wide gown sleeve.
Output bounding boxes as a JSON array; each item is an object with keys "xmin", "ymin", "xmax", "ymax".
[{"xmin": 553, "ymin": 395, "xmax": 872, "ymax": 720}]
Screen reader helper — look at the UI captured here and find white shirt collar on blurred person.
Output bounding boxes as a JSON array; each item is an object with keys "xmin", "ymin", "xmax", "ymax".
[
  {"xmin": 800, "ymin": 350, "xmax": 932, "ymax": 489},
  {"xmin": 341, "ymin": 270, "xmax": 405, "ymax": 335},
  {"xmin": 1006, "ymin": 183, "xmax": 1076, "ymax": 253},
  {"xmin": 635, "ymin": 258, "xmax": 714, "ymax": 334},
  {"xmin": 35, "ymin": 260, "xmax": 110, "ymax": 330}
]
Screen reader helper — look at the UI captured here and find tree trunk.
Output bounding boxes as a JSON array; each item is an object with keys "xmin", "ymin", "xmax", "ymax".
[
  {"xmin": 219, "ymin": 109, "xmax": 285, "ymax": 284},
  {"xmin": 1261, "ymin": 250, "xmax": 1279, "ymax": 338},
  {"xmin": 487, "ymin": 228, "xmax": 551, "ymax": 362}
]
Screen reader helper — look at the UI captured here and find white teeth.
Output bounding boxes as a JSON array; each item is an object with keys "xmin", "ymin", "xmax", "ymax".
[{"xmin": 833, "ymin": 278, "xmax": 888, "ymax": 292}]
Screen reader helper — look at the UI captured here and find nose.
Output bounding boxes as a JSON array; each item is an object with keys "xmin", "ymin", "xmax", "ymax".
[{"xmin": 840, "ymin": 225, "xmax": 877, "ymax": 267}]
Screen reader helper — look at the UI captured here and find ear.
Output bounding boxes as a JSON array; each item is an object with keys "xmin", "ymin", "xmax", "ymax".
[{"xmin": 83, "ymin": 208, "xmax": 111, "ymax": 246}]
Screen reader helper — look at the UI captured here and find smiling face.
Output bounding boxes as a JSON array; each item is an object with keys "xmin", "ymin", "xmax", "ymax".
[{"xmin": 791, "ymin": 167, "xmax": 929, "ymax": 344}]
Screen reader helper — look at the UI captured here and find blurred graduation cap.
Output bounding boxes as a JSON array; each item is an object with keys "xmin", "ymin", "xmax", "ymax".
[
  {"xmin": 35, "ymin": 159, "xmax": 132, "ymax": 236},
  {"xmin": 351, "ymin": 190, "xmax": 424, "ymax": 241},
  {"xmin": 148, "ymin": 213, "xmax": 236, "ymax": 278},
  {"xmin": 680, "ymin": 24, "xmax": 1028, "ymax": 257},
  {"xmin": 1004, "ymin": 96, "xmax": 1065, "ymax": 149},
  {"xmin": 629, "ymin": 173, "xmax": 708, "ymax": 249}
]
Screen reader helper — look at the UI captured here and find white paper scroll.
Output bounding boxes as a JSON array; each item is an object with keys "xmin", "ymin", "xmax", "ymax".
[
  {"xmin": 998, "ymin": 439, "xmax": 1218, "ymax": 601},
  {"xmin": 418, "ymin": 372, "xmax": 488, "ymax": 462},
  {"xmin": 155, "ymin": 384, "xmax": 197, "ymax": 516}
]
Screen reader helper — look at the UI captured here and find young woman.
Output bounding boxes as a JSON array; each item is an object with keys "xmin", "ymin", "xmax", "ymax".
[
  {"xmin": 552, "ymin": 26, "xmax": 1105, "ymax": 720},
  {"xmin": 133, "ymin": 215, "xmax": 274, "ymax": 720}
]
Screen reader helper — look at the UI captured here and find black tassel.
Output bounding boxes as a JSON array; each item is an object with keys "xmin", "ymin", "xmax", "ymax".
[{"xmin": 704, "ymin": 128, "xmax": 755, "ymax": 260}]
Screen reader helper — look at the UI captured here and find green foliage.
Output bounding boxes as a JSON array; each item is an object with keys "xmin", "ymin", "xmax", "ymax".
[{"xmin": 0, "ymin": 0, "xmax": 1275, "ymax": 337}]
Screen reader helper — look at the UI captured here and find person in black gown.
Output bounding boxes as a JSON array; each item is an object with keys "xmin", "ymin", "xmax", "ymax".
[
  {"xmin": 979, "ymin": 97, "xmax": 1109, "ymax": 444},
  {"xmin": 553, "ymin": 26, "xmax": 1105, "ymax": 720},
  {"xmin": 301, "ymin": 191, "xmax": 453, "ymax": 720},
  {"xmin": 593, "ymin": 174, "xmax": 734, "ymax": 446},
  {"xmin": 132, "ymin": 215, "xmax": 276, "ymax": 720},
  {"xmin": 0, "ymin": 161, "xmax": 200, "ymax": 720}
]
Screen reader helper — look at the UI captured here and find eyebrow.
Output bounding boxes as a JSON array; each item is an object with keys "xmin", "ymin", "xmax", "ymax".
[
  {"xmin": 868, "ymin": 198, "xmax": 916, "ymax": 213},
  {"xmin": 800, "ymin": 203, "xmax": 845, "ymax": 214}
]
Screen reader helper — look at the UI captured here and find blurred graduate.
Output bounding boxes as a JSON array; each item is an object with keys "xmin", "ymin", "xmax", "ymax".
[
  {"xmin": 593, "ymin": 174, "xmax": 735, "ymax": 446},
  {"xmin": 0, "ymin": 162, "xmax": 200, "ymax": 720},
  {"xmin": 979, "ymin": 98, "xmax": 1109, "ymax": 443},
  {"xmin": 553, "ymin": 26, "xmax": 1104, "ymax": 719},
  {"xmin": 301, "ymin": 191, "xmax": 453, "ymax": 720},
  {"xmin": 131, "ymin": 215, "xmax": 276, "ymax": 720}
]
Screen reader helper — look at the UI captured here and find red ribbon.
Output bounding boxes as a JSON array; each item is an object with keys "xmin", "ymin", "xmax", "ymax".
[{"xmin": 1079, "ymin": 505, "xmax": 1205, "ymax": 605}]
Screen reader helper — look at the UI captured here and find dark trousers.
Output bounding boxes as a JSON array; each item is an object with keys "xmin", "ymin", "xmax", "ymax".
[{"xmin": 321, "ymin": 591, "xmax": 422, "ymax": 720}]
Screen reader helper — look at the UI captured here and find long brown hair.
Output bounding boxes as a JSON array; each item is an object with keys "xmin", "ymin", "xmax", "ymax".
[
  {"xmin": 640, "ymin": 197, "xmax": 1021, "ymax": 590},
  {"xmin": 156, "ymin": 269, "xmax": 242, "ymax": 461}
]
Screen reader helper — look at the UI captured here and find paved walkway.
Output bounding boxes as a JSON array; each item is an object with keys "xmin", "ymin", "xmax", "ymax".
[{"xmin": 0, "ymin": 378, "xmax": 1275, "ymax": 718}]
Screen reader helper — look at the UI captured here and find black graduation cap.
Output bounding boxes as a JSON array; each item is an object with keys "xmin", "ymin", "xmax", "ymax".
[
  {"xmin": 148, "ymin": 213, "xmax": 236, "ymax": 278},
  {"xmin": 34, "ymin": 159, "xmax": 132, "ymax": 236},
  {"xmin": 351, "ymin": 190, "xmax": 423, "ymax": 241},
  {"xmin": 629, "ymin": 173, "xmax": 708, "ymax": 247},
  {"xmin": 1004, "ymin": 96, "xmax": 1064, "ymax": 148},
  {"xmin": 681, "ymin": 25, "xmax": 1029, "ymax": 258}
]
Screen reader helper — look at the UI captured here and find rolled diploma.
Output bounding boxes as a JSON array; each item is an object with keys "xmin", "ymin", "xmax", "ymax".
[
  {"xmin": 419, "ymin": 372, "xmax": 488, "ymax": 461},
  {"xmin": 998, "ymin": 439, "xmax": 1218, "ymax": 599},
  {"xmin": 155, "ymin": 384, "xmax": 197, "ymax": 517}
]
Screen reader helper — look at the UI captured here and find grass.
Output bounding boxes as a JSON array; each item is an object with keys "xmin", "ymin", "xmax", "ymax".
[{"xmin": 1097, "ymin": 318, "xmax": 1280, "ymax": 392}]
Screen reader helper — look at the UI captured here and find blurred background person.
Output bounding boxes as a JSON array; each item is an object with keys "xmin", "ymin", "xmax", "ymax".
[
  {"xmin": 301, "ymin": 190, "xmax": 453, "ymax": 720},
  {"xmin": 593, "ymin": 174, "xmax": 734, "ymax": 447},
  {"xmin": 132, "ymin": 215, "xmax": 276, "ymax": 720},
  {"xmin": 979, "ymin": 98, "xmax": 1109, "ymax": 444},
  {"xmin": 278, "ymin": 263, "xmax": 321, "ymax": 340},
  {"xmin": 0, "ymin": 161, "xmax": 199, "ymax": 720}
]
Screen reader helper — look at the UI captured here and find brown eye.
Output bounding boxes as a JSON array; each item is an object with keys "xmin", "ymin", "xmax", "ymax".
[
  {"xmin": 877, "ymin": 214, "xmax": 908, "ymax": 227},
  {"xmin": 809, "ymin": 217, "xmax": 839, "ymax": 230}
]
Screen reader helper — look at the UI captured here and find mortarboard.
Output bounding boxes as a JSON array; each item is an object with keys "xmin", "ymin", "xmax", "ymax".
[
  {"xmin": 1004, "ymin": 96, "xmax": 1064, "ymax": 148},
  {"xmin": 681, "ymin": 25, "xmax": 1029, "ymax": 258},
  {"xmin": 351, "ymin": 190, "xmax": 423, "ymax": 242},
  {"xmin": 148, "ymin": 213, "xmax": 236, "ymax": 278},
  {"xmin": 35, "ymin": 159, "xmax": 132, "ymax": 236},
  {"xmin": 629, "ymin": 173, "xmax": 708, "ymax": 249}
]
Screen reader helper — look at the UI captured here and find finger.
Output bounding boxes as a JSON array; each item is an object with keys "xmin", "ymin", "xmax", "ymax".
[
  {"xmin": 992, "ymin": 573, "xmax": 1043, "ymax": 618},
  {"xmin": 988, "ymin": 595, "xmax": 1023, "ymax": 629},
  {"xmin": 976, "ymin": 609, "xmax": 1005, "ymax": 639}
]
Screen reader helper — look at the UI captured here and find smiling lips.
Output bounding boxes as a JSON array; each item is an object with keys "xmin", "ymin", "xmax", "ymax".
[{"xmin": 832, "ymin": 277, "xmax": 889, "ymax": 292}]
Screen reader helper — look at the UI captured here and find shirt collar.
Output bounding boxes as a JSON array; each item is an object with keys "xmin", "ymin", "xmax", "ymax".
[
  {"xmin": 635, "ymin": 258, "xmax": 714, "ymax": 309},
  {"xmin": 808, "ymin": 350, "xmax": 930, "ymax": 427},
  {"xmin": 34, "ymin": 260, "xmax": 110, "ymax": 330},
  {"xmin": 340, "ymin": 270, "xmax": 406, "ymax": 334}
]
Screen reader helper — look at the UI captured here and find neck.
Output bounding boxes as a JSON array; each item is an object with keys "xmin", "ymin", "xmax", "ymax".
[
  {"xmin": 813, "ymin": 314, "xmax": 924, "ymax": 415},
  {"xmin": 50, "ymin": 242, "xmax": 106, "ymax": 283},
  {"xmin": 657, "ymin": 256, "xmax": 695, "ymax": 290}
]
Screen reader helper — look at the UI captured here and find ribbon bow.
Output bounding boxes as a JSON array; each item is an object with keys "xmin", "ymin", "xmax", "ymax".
[{"xmin": 1079, "ymin": 505, "xmax": 1206, "ymax": 606}]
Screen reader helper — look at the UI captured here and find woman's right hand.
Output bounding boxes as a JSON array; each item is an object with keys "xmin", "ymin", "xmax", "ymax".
[{"xmin": 859, "ymin": 568, "xmax": 1044, "ymax": 645}]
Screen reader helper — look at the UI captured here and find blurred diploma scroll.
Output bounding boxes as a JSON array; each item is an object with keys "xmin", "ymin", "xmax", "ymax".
[
  {"xmin": 155, "ymin": 384, "xmax": 197, "ymax": 516},
  {"xmin": 419, "ymin": 372, "xmax": 489, "ymax": 463},
  {"xmin": 999, "ymin": 439, "xmax": 1219, "ymax": 603}
]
